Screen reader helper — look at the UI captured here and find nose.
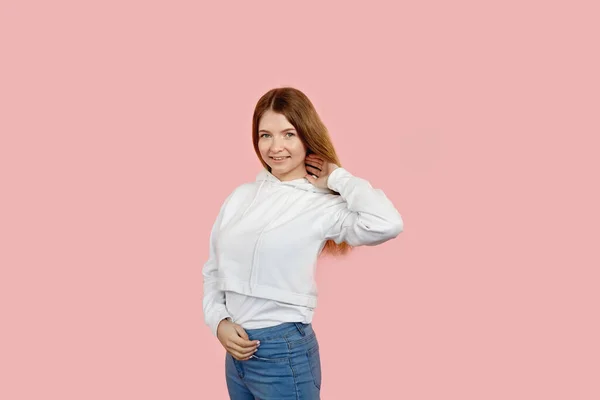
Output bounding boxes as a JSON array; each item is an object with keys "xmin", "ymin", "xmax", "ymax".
[{"xmin": 270, "ymin": 136, "xmax": 284, "ymax": 152}]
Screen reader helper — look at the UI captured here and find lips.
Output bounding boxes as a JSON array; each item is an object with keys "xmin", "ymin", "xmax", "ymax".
[{"xmin": 270, "ymin": 156, "xmax": 290, "ymax": 160}]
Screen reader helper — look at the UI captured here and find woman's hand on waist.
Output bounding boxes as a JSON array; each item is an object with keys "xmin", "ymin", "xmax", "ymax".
[{"xmin": 217, "ymin": 319, "xmax": 260, "ymax": 361}]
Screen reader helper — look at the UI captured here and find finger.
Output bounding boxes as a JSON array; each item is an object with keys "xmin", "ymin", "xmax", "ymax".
[
  {"xmin": 230, "ymin": 337, "xmax": 258, "ymax": 350},
  {"xmin": 239, "ymin": 346, "xmax": 258, "ymax": 358},
  {"xmin": 306, "ymin": 165, "xmax": 321, "ymax": 176},
  {"xmin": 234, "ymin": 325, "xmax": 257, "ymax": 346},
  {"xmin": 305, "ymin": 174, "xmax": 318, "ymax": 183},
  {"xmin": 232, "ymin": 348, "xmax": 255, "ymax": 360},
  {"xmin": 227, "ymin": 341, "xmax": 249, "ymax": 354},
  {"xmin": 228, "ymin": 329, "xmax": 259, "ymax": 350},
  {"xmin": 231, "ymin": 351, "xmax": 252, "ymax": 361},
  {"xmin": 230, "ymin": 334, "xmax": 259, "ymax": 349},
  {"xmin": 234, "ymin": 325, "xmax": 250, "ymax": 341},
  {"xmin": 229, "ymin": 345, "xmax": 257, "ymax": 360},
  {"xmin": 306, "ymin": 156, "xmax": 323, "ymax": 165},
  {"xmin": 305, "ymin": 162, "xmax": 322, "ymax": 172},
  {"xmin": 227, "ymin": 342, "xmax": 259, "ymax": 360},
  {"xmin": 306, "ymin": 155, "xmax": 324, "ymax": 165},
  {"xmin": 233, "ymin": 344, "xmax": 259, "ymax": 359}
]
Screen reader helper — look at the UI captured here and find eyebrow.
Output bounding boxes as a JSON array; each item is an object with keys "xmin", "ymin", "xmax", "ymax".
[{"xmin": 258, "ymin": 128, "xmax": 296, "ymax": 133}]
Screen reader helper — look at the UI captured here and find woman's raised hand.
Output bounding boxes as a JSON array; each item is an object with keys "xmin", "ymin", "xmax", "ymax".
[
  {"xmin": 217, "ymin": 319, "xmax": 260, "ymax": 361},
  {"xmin": 305, "ymin": 154, "xmax": 339, "ymax": 189}
]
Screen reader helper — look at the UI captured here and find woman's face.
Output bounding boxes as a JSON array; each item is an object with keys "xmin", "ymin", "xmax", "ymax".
[{"xmin": 257, "ymin": 110, "xmax": 307, "ymax": 181}]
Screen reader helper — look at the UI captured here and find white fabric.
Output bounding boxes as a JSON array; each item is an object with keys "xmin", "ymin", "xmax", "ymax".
[{"xmin": 202, "ymin": 167, "xmax": 403, "ymax": 336}]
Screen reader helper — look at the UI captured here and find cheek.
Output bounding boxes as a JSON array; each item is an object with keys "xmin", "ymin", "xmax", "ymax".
[
  {"xmin": 291, "ymin": 141, "xmax": 306, "ymax": 157},
  {"xmin": 257, "ymin": 142, "xmax": 269, "ymax": 156}
]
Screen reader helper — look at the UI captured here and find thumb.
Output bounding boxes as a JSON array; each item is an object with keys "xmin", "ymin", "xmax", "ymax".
[{"xmin": 234, "ymin": 324, "xmax": 249, "ymax": 340}]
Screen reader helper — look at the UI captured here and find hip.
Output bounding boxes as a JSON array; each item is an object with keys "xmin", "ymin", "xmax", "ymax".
[
  {"xmin": 226, "ymin": 322, "xmax": 322, "ymax": 392},
  {"xmin": 247, "ymin": 322, "xmax": 318, "ymax": 361}
]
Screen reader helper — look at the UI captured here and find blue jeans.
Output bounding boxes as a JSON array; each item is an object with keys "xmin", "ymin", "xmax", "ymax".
[{"xmin": 225, "ymin": 322, "xmax": 322, "ymax": 399}]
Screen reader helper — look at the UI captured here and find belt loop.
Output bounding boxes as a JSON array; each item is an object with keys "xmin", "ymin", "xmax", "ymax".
[{"xmin": 294, "ymin": 322, "xmax": 305, "ymax": 336}]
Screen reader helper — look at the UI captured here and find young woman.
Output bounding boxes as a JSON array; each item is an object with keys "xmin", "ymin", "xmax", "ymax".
[{"xmin": 202, "ymin": 87, "xmax": 403, "ymax": 399}]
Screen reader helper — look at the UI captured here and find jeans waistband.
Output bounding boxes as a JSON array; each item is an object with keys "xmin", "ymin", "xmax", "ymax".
[{"xmin": 244, "ymin": 322, "xmax": 313, "ymax": 341}]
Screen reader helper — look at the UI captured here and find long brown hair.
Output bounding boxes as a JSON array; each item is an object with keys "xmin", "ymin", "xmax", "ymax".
[{"xmin": 252, "ymin": 87, "xmax": 351, "ymax": 257}]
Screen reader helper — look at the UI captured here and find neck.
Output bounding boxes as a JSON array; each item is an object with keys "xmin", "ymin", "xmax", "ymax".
[{"xmin": 271, "ymin": 165, "xmax": 307, "ymax": 182}]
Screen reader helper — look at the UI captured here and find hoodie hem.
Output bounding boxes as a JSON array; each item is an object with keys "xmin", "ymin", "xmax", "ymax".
[{"xmin": 217, "ymin": 279, "xmax": 318, "ymax": 308}]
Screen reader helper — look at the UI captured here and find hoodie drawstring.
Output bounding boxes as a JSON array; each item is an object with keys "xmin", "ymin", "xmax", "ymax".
[
  {"xmin": 248, "ymin": 189, "xmax": 312, "ymax": 292},
  {"xmin": 241, "ymin": 178, "xmax": 266, "ymax": 218},
  {"xmin": 242, "ymin": 169, "xmax": 317, "ymax": 293}
]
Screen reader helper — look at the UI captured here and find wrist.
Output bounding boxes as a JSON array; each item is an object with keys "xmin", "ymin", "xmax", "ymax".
[
  {"xmin": 217, "ymin": 317, "xmax": 231, "ymax": 330},
  {"xmin": 326, "ymin": 166, "xmax": 342, "ymax": 190}
]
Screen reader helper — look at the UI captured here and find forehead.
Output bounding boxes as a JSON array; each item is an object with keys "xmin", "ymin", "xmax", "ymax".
[{"xmin": 258, "ymin": 110, "xmax": 295, "ymax": 130}]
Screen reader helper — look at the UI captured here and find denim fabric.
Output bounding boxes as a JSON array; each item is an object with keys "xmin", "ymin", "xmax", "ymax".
[{"xmin": 225, "ymin": 322, "xmax": 321, "ymax": 399}]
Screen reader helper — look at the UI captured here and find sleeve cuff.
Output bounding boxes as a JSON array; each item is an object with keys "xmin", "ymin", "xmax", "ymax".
[
  {"xmin": 326, "ymin": 167, "xmax": 351, "ymax": 192},
  {"xmin": 210, "ymin": 312, "xmax": 233, "ymax": 337}
]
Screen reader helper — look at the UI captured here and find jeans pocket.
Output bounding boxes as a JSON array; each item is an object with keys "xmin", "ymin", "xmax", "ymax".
[
  {"xmin": 251, "ymin": 342, "xmax": 290, "ymax": 363},
  {"xmin": 251, "ymin": 354, "xmax": 289, "ymax": 363},
  {"xmin": 306, "ymin": 343, "xmax": 322, "ymax": 390}
]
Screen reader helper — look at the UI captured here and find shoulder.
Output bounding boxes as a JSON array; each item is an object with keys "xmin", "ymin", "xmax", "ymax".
[
  {"xmin": 222, "ymin": 181, "xmax": 256, "ymax": 206},
  {"xmin": 231, "ymin": 181, "xmax": 256, "ymax": 195}
]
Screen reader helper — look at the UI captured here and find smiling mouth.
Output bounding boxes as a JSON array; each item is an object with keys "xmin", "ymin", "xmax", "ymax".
[{"xmin": 270, "ymin": 156, "xmax": 290, "ymax": 160}]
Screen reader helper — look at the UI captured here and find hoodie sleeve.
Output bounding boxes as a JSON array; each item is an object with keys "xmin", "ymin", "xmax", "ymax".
[
  {"xmin": 322, "ymin": 167, "xmax": 404, "ymax": 246},
  {"xmin": 202, "ymin": 192, "xmax": 235, "ymax": 337}
]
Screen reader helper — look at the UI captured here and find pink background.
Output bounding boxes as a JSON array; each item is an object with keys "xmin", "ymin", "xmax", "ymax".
[{"xmin": 1, "ymin": 1, "xmax": 599, "ymax": 399}]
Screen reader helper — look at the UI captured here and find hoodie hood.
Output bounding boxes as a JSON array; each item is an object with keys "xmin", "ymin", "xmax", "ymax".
[
  {"xmin": 255, "ymin": 169, "xmax": 335, "ymax": 194},
  {"xmin": 241, "ymin": 168, "xmax": 334, "ymax": 220}
]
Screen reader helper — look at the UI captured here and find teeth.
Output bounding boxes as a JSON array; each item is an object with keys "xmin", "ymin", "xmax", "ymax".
[{"xmin": 272, "ymin": 157, "xmax": 287, "ymax": 160}]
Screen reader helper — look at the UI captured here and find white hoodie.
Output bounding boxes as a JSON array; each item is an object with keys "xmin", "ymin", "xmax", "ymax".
[{"xmin": 202, "ymin": 167, "xmax": 403, "ymax": 336}]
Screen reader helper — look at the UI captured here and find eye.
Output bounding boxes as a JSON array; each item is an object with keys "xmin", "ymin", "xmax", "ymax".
[
  {"xmin": 286, "ymin": 132, "xmax": 295, "ymax": 137},
  {"xmin": 260, "ymin": 133, "xmax": 271, "ymax": 138}
]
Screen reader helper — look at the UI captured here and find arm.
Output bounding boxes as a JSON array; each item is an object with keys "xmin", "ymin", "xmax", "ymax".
[
  {"xmin": 322, "ymin": 167, "xmax": 404, "ymax": 246},
  {"xmin": 202, "ymin": 194, "xmax": 234, "ymax": 336}
]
